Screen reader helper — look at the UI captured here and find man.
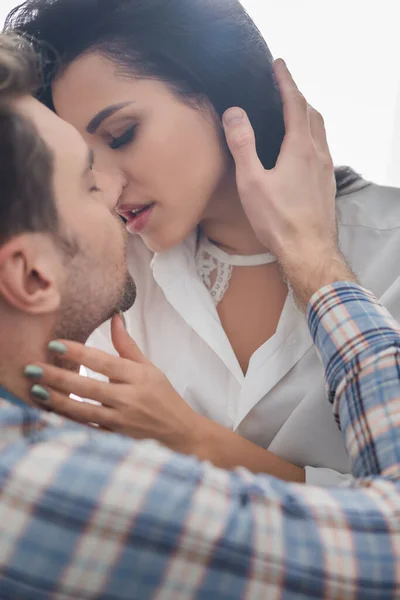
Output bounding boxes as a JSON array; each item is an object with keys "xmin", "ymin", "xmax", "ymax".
[{"xmin": 0, "ymin": 32, "xmax": 399, "ymax": 600}]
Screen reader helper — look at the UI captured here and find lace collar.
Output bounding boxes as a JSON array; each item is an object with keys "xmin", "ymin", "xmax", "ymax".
[{"xmin": 195, "ymin": 235, "xmax": 276, "ymax": 305}]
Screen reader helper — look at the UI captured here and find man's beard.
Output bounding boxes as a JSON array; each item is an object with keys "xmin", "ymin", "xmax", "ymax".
[
  {"xmin": 117, "ymin": 272, "xmax": 137, "ymax": 314},
  {"xmin": 54, "ymin": 262, "xmax": 136, "ymax": 346},
  {"xmin": 96, "ymin": 270, "xmax": 137, "ymax": 328}
]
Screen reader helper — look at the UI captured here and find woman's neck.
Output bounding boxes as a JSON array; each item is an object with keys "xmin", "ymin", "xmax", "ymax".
[{"xmin": 200, "ymin": 171, "xmax": 267, "ymax": 256}]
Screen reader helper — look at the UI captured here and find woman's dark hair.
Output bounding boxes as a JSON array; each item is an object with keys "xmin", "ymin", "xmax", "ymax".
[{"xmin": 5, "ymin": 0, "xmax": 361, "ymax": 191}]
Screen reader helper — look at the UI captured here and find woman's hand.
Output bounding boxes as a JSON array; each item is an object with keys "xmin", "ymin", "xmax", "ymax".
[
  {"xmin": 24, "ymin": 314, "xmax": 202, "ymax": 454},
  {"xmin": 24, "ymin": 313, "xmax": 305, "ymax": 482}
]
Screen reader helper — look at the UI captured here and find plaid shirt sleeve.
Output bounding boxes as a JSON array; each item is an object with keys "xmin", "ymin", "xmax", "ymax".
[{"xmin": 0, "ymin": 282, "xmax": 399, "ymax": 599}]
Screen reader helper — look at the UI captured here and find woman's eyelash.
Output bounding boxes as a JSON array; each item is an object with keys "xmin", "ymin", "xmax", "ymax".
[{"xmin": 109, "ymin": 125, "xmax": 137, "ymax": 150}]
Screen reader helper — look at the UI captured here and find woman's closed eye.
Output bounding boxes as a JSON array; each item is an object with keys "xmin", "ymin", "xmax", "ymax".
[{"xmin": 109, "ymin": 125, "xmax": 137, "ymax": 150}]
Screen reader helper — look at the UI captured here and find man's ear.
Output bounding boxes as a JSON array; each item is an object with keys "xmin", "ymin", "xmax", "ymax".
[{"xmin": 0, "ymin": 234, "xmax": 62, "ymax": 314}]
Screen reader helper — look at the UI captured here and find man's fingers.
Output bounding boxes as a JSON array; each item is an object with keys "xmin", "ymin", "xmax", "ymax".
[
  {"xmin": 274, "ymin": 58, "xmax": 310, "ymax": 141},
  {"xmin": 111, "ymin": 313, "xmax": 150, "ymax": 365},
  {"xmin": 308, "ymin": 105, "xmax": 331, "ymax": 157},
  {"xmin": 223, "ymin": 107, "xmax": 265, "ymax": 181}
]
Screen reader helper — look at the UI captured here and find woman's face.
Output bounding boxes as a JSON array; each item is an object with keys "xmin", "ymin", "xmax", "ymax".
[{"xmin": 52, "ymin": 53, "xmax": 229, "ymax": 252}]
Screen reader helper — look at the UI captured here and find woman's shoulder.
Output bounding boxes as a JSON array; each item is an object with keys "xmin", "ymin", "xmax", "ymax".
[{"xmin": 336, "ymin": 173, "xmax": 400, "ymax": 231}]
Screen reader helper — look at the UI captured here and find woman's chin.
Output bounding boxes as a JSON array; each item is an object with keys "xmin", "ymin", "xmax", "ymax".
[{"xmin": 136, "ymin": 230, "xmax": 189, "ymax": 254}]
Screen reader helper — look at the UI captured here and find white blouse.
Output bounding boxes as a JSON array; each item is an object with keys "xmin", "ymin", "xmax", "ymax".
[{"xmin": 88, "ymin": 178, "xmax": 400, "ymax": 485}]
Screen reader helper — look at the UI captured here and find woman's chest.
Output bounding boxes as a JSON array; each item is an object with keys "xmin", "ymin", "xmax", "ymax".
[
  {"xmin": 132, "ymin": 279, "xmax": 315, "ymax": 434},
  {"xmin": 215, "ymin": 264, "xmax": 288, "ymax": 374}
]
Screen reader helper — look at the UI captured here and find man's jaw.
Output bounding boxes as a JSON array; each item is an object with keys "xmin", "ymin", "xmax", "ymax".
[{"xmin": 118, "ymin": 272, "xmax": 137, "ymax": 313}]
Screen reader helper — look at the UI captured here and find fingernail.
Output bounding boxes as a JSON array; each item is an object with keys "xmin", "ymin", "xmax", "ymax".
[
  {"xmin": 48, "ymin": 341, "xmax": 67, "ymax": 355},
  {"xmin": 24, "ymin": 365, "xmax": 44, "ymax": 380},
  {"xmin": 223, "ymin": 107, "xmax": 244, "ymax": 126},
  {"xmin": 31, "ymin": 385, "xmax": 50, "ymax": 402},
  {"xmin": 119, "ymin": 311, "xmax": 127, "ymax": 330}
]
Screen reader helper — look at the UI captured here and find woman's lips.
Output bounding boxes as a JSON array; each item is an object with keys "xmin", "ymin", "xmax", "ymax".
[{"xmin": 118, "ymin": 203, "xmax": 155, "ymax": 234}]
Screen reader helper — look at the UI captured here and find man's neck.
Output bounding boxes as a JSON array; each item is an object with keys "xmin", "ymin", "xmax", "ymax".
[{"xmin": 0, "ymin": 314, "xmax": 60, "ymax": 407}]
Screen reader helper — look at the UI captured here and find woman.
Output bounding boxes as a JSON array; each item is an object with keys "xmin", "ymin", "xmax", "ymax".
[{"xmin": 8, "ymin": 0, "xmax": 400, "ymax": 485}]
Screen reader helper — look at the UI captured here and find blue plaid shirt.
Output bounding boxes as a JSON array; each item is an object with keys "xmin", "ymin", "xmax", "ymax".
[{"xmin": 0, "ymin": 282, "xmax": 399, "ymax": 599}]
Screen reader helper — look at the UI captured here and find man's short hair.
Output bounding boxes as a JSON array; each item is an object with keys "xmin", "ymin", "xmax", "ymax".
[{"xmin": 0, "ymin": 34, "xmax": 57, "ymax": 245}]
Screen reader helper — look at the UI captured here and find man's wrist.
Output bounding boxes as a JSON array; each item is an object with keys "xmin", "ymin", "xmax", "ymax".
[{"xmin": 278, "ymin": 244, "xmax": 357, "ymax": 311}]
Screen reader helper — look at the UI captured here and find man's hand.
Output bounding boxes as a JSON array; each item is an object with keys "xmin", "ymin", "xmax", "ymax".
[{"xmin": 223, "ymin": 59, "xmax": 356, "ymax": 309}]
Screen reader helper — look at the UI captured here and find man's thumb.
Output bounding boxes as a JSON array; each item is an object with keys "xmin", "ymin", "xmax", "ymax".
[
  {"xmin": 223, "ymin": 107, "xmax": 264, "ymax": 178},
  {"xmin": 111, "ymin": 313, "xmax": 149, "ymax": 364}
]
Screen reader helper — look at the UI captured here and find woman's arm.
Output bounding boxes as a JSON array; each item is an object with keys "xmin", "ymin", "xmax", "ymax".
[
  {"xmin": 194, "ymin": 413, "xmax": 305, "ymax": 481},
  {"xmin": 25, "ymin": 315, "xmax": 305, "ymax": 483}
]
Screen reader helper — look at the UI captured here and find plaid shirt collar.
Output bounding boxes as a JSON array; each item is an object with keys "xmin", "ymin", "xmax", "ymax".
[{"xmin": 0, "ymin": 385, "xmax": 26, "ymax": 409}]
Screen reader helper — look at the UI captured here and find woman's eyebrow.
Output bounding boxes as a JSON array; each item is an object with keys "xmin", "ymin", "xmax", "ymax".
[{"xmin": 86, "ymin": 101, "xmax": 135, "ymax": 134}]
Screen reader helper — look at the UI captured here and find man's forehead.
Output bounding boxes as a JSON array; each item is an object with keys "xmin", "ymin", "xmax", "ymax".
[
  {"xmin": 15, "ymin": 95, "xmax": 84, "ymax": 159},
  {"xmin": 16, "ymin": 95, "xmax": 61, "ymax": 129}
]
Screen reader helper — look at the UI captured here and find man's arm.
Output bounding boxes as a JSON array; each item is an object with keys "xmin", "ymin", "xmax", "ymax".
[
  {"xmin": 3, "ymin": 280, "xmax": 400, "ymax": 598},
  {"xmin": 309, "ymin": 282, "xmax": 400, "ymax": 480}
]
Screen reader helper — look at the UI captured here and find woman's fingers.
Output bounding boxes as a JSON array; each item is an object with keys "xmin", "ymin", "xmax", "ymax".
[
  {"xmin": 29, "ymin": 386, "xmax": 119, "ymax": 429},
  {"xmin": 46, "ymin": 339, "xmax": 139, "ymax": 383},
  {"xmin": 24, "ymin": 362, "xmax": 127, "ymax": 408},
  {"xmin": 111, "ymin": 314, "xmax": 150, "ymax": 364},
  {"xmin": 87, "ymin": 423, "xmax": 113, "ymax": 433}
]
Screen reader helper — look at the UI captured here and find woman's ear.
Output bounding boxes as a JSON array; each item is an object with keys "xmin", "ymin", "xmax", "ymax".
[{"xmin": 0, "ymin": 234, "xmax": 62, "ymax": 314}]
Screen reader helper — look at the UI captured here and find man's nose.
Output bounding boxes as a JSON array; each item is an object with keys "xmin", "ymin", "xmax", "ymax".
[{"xmin": 96, "ymin": 170, "xmax": 128, "ymax": 210}]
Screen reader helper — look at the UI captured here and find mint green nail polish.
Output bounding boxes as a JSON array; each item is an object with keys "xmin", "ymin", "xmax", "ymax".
[
  {"xmin": 48, "ymin": 341, "xmax": 67, "ymax": 355},
  {"xmin": 31, "ymin": 385, "xmax": 50, "ymax": 402},
  {"xmin": 24, "ymin": 365, "xmax": 44, "ymax": 380}
]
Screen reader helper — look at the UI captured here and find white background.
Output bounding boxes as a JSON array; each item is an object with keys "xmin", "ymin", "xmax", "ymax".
[{"xmin": 2, "ymin": 0, "xmax": 400, "ymax": 186}]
